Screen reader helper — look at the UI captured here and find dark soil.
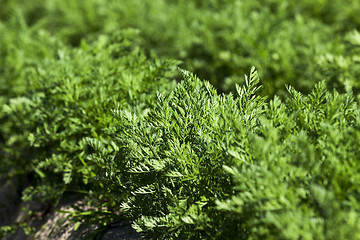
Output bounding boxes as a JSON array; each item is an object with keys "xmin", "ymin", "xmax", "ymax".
[{"xmin": 0, "ymin": 175, "xmax": 143, "ymax": 240}]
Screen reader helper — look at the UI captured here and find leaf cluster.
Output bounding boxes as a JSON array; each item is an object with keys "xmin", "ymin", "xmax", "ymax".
[
  {"xmin": 93, "ymin": 68, "xmax": 360, "ymax": 239},
  {"xmin": 2, "ymin": 0, "xmax": 360, "ymax": 98},
  {"xmin": 0, "ymin": 20, "xmax": 179, "ymax": 237},
  {"xmin": 1, "ymin": 1, "xmax": 360, "ymax": 239}
]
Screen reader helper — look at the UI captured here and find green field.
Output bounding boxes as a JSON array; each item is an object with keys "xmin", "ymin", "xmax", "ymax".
[{"xmin": 1, "ymin": 1, "xmax": 360, "ymax": 239}]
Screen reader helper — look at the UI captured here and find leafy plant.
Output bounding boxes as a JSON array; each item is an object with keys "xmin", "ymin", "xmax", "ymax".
[
  {"xmin": 2, "ymin": 0, "xmax": 360, "ymax": 98},
  {"xmin": 216, "ymin": 81, "xmax": 360, "ymax": 239},
  {"xmin": 89, "ymin": 67, "xmax": 264, "ymax": 239},
  {"xmin": 317, "ymin": 30, "xmax": 360, "ymax": 102},
  {"xmin": 88, "ymin": 67, "xmax": 360, "ymax": 239},
  {"xmin": 0, "ymin": 27, "xmax": 179, "ymax": 237},
  {"xmin": 1, "ymin": 1, "xmax": 360, "ymax": 239}
]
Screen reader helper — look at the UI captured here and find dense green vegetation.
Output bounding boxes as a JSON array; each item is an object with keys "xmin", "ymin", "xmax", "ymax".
[{"xmin": 1, "ymin": 0, "xmax": 360, "ymax": 239}]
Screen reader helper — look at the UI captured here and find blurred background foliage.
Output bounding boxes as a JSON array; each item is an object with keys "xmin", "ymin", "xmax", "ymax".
[
  {"xmin": 1, "ymin": 0, "xmax": 360, "ymax": 239},
  {"xmin": 1, "ymin": 0, "xmax": 360, "ymax": 100}
]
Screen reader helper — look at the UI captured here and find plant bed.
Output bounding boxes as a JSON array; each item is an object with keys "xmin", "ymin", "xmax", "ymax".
[{"xmin": 1, "ymin": 1, "xmax": 360, "ymax": 239}]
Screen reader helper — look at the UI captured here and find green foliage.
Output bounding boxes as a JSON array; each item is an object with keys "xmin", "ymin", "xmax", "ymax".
[
  {"xmin": 93, "ymin": 67, "xmax": 265, "ymax": 239},
  {"xmin": 1, "ymin": 0, "xmax": 360, "ymax": 98},
  {"xmin": 1, "ymin": 1, "xmax": 360, "ymax": 239},
  {"xmin": 217, "ymin": 80, "xmax": 360, "ymax": 239},
  {"xmin": 93, "ymin": 68, "xmax": 360, "ymax": 239},
  {"xmin": 0, "ymin": 10, "xmax": 62, "ymax": 103},
  {"xmin": 1, "ymin": 28, "xmax": 179, "ymax": 181},
  {"xmin": 0, "ymin": 25, "xmax": 178, "ymax": 237},
  {"xmin": 317, "ymin": 30, "xmax": 360, "ymax": 102}
]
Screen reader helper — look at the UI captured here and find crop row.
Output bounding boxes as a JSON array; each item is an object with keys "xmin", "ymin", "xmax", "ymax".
[{"xmin": 1, "ymin": 1, "xmax": 360, "ymax": 239}]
